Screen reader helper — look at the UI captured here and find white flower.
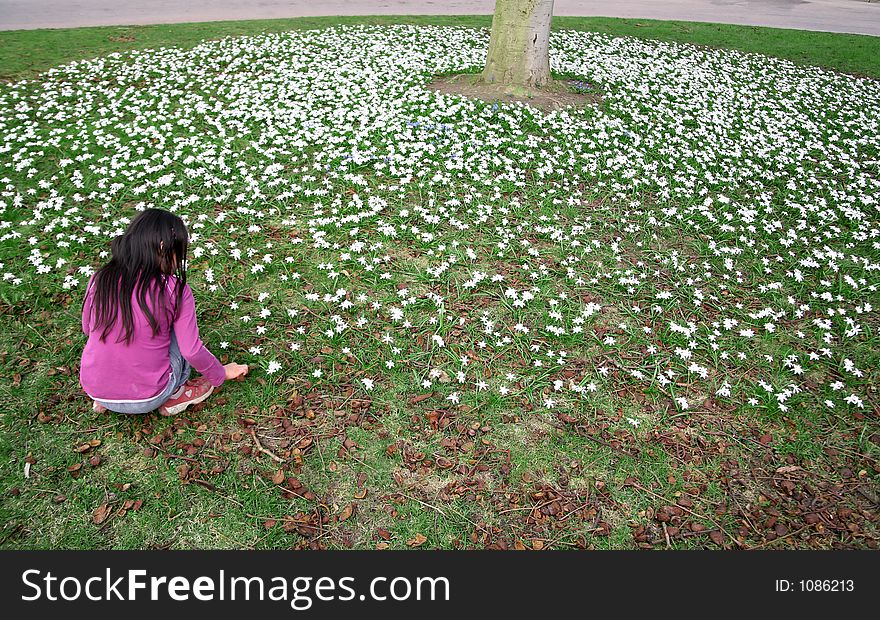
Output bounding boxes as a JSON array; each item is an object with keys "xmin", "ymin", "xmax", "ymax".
[
  {"xmin": 0, "ymin": 24, "xmax": 875, "ymax": 437},
  {"xmin": 844, "ymin": 394, "xmax": 864, "ymax": 408}
]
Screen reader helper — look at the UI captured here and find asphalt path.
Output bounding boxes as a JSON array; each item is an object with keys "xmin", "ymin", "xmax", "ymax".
[{"xmin": 0, "ymin": 0, "xmax": 878, "ymax": 35}]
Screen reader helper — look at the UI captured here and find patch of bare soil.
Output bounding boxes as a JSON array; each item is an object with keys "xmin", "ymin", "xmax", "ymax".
[{"xmin": 426, "ymin": 74, "xmax": 601, "ymax": 113}]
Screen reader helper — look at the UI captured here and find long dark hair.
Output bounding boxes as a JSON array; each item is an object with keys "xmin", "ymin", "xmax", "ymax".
[{"xmin": 89, "ymin": 208, "xmax": 188, "ymax": 344}]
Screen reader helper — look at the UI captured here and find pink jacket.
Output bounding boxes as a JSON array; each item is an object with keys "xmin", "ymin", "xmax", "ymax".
[{"xmin": 80, "ymin": 274, "xmax": 225, "ymax": 401}]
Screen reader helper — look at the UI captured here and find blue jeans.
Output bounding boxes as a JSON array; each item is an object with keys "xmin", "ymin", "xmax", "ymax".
[{"xmin": 94, "ymin": 333, "xmax": 192, "ymax": 414}]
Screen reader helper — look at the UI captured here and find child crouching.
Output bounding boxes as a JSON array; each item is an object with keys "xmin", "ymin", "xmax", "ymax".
[{"xmin": 80, "ymin": 208, "xmax": 247, "ymax": 415}]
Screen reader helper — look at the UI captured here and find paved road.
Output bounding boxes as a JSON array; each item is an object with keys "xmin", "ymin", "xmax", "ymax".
[{"xmin": 0, "ymin": 0, "xmax": 878, "ymax": 35}]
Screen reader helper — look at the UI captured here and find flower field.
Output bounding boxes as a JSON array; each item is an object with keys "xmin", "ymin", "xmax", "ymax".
[{"xmin": 1, "ymin": 25, "xmax": 878, "ymax": 549}]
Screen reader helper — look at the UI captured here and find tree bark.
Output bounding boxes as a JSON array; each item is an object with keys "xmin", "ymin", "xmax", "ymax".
[{"xmin": 481, "ymin": 0, "xmax": 554, "ymax": 89}]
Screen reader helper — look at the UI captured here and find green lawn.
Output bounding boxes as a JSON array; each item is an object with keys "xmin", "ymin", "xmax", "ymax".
[
  {"xmin": 0, "ymin": 19, "xmax": 877, "ymax": 551},
  {"xmin": 0, "ymin": 15, "xmax": 879, "ymax": 81}
]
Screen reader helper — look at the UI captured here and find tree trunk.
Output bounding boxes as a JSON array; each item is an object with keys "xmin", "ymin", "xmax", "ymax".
[{"xmin": 481, "ymin": 0, "xmax": 554, "ymax": 90}]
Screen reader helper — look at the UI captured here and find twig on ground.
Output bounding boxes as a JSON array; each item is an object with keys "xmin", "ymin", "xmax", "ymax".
[
  {"xmin": 750, "ymin": 526, "xmax": 809, "ymax": 549},
  {"xmin": 249, "ymin": 428, "xmax": 285, "ymax": 463},
  {"xmin": 395, "ymin": 492, "xmax": 448, "ymax": 517}
]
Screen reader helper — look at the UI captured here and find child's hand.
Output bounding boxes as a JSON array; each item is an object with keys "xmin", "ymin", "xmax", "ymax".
[{"xmin": 224, "ymin": 362, "xmax": 249, "ymax": 381}]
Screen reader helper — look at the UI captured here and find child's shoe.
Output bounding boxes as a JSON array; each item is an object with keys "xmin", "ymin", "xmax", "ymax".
[
  {"xmin": 158, "ymin": 378, "xmax": 214, "ymax": 416},
  {"xmin": 92, "ymin": 401, "xmax": 107, "ymax": 413}
]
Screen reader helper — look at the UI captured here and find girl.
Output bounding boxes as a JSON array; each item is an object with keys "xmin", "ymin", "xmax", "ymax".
[{"xmin": 80, "ymin": 208, "xmax": 248, "ymax": 416}]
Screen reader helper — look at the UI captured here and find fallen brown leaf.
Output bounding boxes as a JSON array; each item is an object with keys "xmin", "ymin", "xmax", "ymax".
[
  {"xmin": 93, "ymin": 503, "xmax": 111, "ymax": 525},
  {"xmin": 339, "ymin": 504, "xmax": 354, "ymax": 522},
  {"xmin": 408, "ymin": 393, "xmax": 434, "ymax": 405},
  {"xmin": 407, "ymin": 533, "xmax": 428, "ymax": 547},
  {"xmin": 775, "ymin": 465, "xmax": 801, "ymax": 474}
]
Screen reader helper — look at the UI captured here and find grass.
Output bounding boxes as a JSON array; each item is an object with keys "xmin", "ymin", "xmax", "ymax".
[
  {"xmin": 0, "ymin": 20, "xmax": 877, "ymax": 551},
  {"xmin": 0, "ymin": 15, "xmax": 878, "ymax": 81}
]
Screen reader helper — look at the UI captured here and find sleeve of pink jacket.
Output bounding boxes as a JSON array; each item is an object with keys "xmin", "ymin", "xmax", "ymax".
[{"xmin": 173, "ymin": 283, "xmax": 226, "ymax": 387}]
